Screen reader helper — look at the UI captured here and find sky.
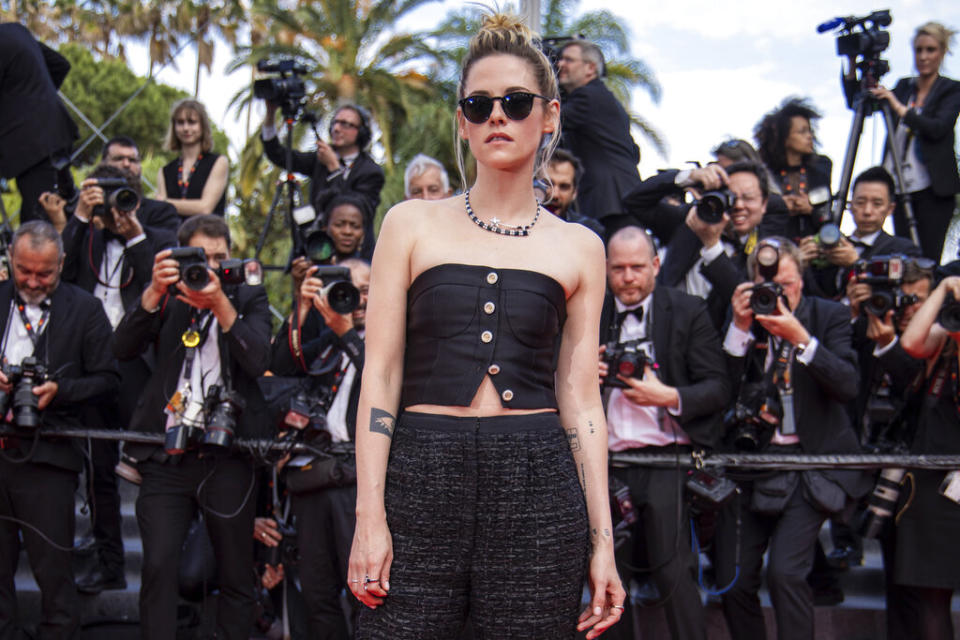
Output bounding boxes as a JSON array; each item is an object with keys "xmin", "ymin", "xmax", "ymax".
[{"xmin": 132, "ymin": 0, "xmax": 960, "ymax": 223}]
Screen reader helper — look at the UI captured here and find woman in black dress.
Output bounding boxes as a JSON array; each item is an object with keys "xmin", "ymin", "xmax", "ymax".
[
  {"xmin": 871, "ymin": 21, "xmax": 960, "ymax": 263},
  {"xmin": 898, "ymin": 274, "xmax": 960, "ymax": 640},
  {"xmin": 344, "ymin": 13, "xmax": 623, "ymax": 640},
  {"xmin": 754, "ymin": 97, "xmax": 833, "ymax": 240},
  {"xmin": 156, "ymin": 98, "xmax": 229, "ymax": 217}
]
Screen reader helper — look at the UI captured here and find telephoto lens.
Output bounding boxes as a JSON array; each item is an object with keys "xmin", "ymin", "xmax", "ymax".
[
  {"xmin": 817, "ymin": 222, "xmax": 842, "ymax": 249},
  {"xmin": 858, "ymin": 468, "xmax": 906, "ymax": 538},
  {"xmin": 203, "ymin": 390, "xmax": 246, "ymax": 449},
  {"xmin": 938, "ymin": 293, "xmax": 960, "ymax": 333}
]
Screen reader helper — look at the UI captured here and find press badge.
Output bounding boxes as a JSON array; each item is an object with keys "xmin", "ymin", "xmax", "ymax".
[{"xmin": 939, "ymin": 470, "xmax": 960, "ymax": 505}]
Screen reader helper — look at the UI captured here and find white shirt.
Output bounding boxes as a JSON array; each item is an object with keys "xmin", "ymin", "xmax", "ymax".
[
  {"xmin": 607, "ymin": 295, "xmax": 690, "ymax": 451},
  {"xmin": 164, "ymin": 314, "xmax": 223, "ymax": 429},
  {"xmin": 3, "ymin": 298, "xmax": 49, "ymax": 367},
  {"xmin": 92, "ymin": 234, "xmax": 146, "ymax": 329}
]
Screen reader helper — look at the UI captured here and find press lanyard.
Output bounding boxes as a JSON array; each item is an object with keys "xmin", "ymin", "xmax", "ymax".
[{"xmin": 15, "ymin": 297, "xmax": 50, "ymax": 352}]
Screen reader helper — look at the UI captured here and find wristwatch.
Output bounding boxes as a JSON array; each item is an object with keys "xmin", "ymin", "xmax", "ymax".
[{"xmin": 795, "ymin": 342, "xmax": 809, "ymax": 356}]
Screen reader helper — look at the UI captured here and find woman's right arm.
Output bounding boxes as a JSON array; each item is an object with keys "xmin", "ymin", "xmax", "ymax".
[
  {"xmin": 901, "ymin": 275, "xmax": 956, "ymax": 359},
  {"xmin": 155, "ymin": 167, "xmax": 168, "ymax": 200},
  {"xmin": 348, "ymin": 203, "xmax": 416, "ymax": 609}
]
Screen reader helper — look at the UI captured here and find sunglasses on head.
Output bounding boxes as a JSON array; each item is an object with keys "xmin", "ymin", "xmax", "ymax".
[{"xmin": 458, "ymin": 92, "xmax": 552, "ymax": 124}]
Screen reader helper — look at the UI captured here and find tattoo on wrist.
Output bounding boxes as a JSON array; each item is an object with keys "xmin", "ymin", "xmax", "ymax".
[
  {"xmin": 566, "ymin": 428, "xmax": 581, "ymax": 452},
  {"xmin": 369, "ymin": 408, "xmax": 396, "ymax": 438},
  {"xmin": 588, "ymin": 420, "xmax": 596, "ymax": 435}
]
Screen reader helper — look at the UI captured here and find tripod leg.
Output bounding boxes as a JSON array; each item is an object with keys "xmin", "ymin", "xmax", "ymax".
[
  {"xmin": 254, "ymin": 180, "xmax": 285, "ymax": 261},
  {"xmin": 880, "ymin": 103, "xmax": 921, "ymax": 248},
  {"xmin": 832, "ymin": 99, "xmax": 867, "ymax": 226}
]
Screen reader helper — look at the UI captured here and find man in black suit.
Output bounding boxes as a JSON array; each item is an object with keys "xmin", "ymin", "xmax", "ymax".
[
  {"xmin": 543, "ymin": 149, "xmax": 604, "ymax": 237},
  {"xmin": 0, "ymin": 24, "xmax": 78, "ymax": 223},
  {"xmin": 802, "ymin": 167, "xmax": 922, "ymax": 299},
  {"xmin": 557, "ymin": 40, "xmax": 641, "ymax": 225},
  {"xmin": 715, "ymin": 237, "xmax": 871, "ymax": 640},
  {"xmin": 60, "ymin": 163, "xmax": 177, "ymax": 593},
  {"xmin": 262, "ymin": 103, "xmax": 385, "ymax": 259},
  {"xmin": 0, "ymin": 220, "xmax": 119, "ymax": 639},
  {"xmin": 599, "ymin": 226, "xmax": 730, "ymax": 640},
  {"xmin": 114, "ymin": 215, "xmax": 272, "ymax": 640},
  {"xmin": 269, "ymin": 258, "xmax": 369, "ymax": 637},
  {"xmin": 621, "ymin": 161, "xmax": 778, "ymax": 330}
]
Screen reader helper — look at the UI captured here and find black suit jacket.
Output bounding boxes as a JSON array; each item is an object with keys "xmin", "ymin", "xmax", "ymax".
[
  {"xmin": 728, "ymin": 296, "xmax": 869, "ymax": 496},
  {"xmin": 114, "ymin": 284, "xmax": 273, "ymax": 459},
  {"xmin": 61, "ymin": 215, "xmax": 178, "ymax": 312},
  {"xmin": 0, "ymin": 24, "xmax": 78, "ymax": 177},
  {"xmin": 600, "ymin": 287, "xmax": 730, "ymax": 448},
  {"xmin": 261, "ymin": 134, "xmax": 384, "ymax": 258},
  {"xmin": 890, "ymin": 75, "xmax": 960, "ymax": 197},
  {"xmin": 560, "ymin": 78, "xmax": 641, "ymax": 219},
  {"xmin": 806, "ymin": 230, "xmax": 922, "ymax": 299},
  {"xmin": 0, "ymin": 281, "xmax": 119, "ymax": 472},
  {"xmin": 271, "ymin": 310, "xmax": 364, "ymax": 441}
]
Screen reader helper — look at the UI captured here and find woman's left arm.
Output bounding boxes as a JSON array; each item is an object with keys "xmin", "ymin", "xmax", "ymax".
[
  {"xmin": 164, "ymin": 155, "xmax": 229, "ymax": 216},
  {"xmin": 555, "ymin": 227, "xmax": 625, "ymax": 639},
  {"xmin": 903, "ymin": 80, "xmax": 960, "ymax": 140}
]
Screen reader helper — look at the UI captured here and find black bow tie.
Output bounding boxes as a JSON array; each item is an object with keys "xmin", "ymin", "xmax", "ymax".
[
  {"xmin": 617, "ymin": 306, "xmax": 644, "ymax": 325},
  {"xmin": 102, "ymin": 229, "xmax": 126, "ymax": 245}
]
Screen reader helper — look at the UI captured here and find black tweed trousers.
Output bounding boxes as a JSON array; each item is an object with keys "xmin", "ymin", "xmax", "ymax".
[{"xmin": 357, "ymin": 411, "xmax": 590, "ymax": 640}]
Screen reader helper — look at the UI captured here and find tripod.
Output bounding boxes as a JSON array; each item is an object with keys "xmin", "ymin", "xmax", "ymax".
[
  {"xmin": 832, "ymin": 90, "xmax": 920, "ymax": 247},
  {"xmin": 254, "ymin": 113, "xmax": 306, "ymax": 265}
]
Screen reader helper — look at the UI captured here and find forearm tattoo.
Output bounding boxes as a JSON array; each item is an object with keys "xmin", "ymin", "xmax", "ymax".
[
  {"xmin": 566, "ymin": 428, "xmax": 581, "ymax": 452},
  {"xmin": 588, "ymin": 419, "xmax": 596, "ymax": 436},
  {"xmin": 369, "ymin": 408, "xmax": 396, "ymax": 438}
]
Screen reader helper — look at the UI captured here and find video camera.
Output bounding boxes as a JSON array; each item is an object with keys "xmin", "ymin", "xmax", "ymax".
[
  {"xmin": 750, "ymin": 240, "xmax": 784, "ymax": 315},
  {"xmin": 0, "ymin": 357, "xmax": 49, "ymax": 431},
  {"xmin": 164, "ymin": 383, "xmax": 246, "ymax": 455},
  {"xmin": 852, "ymin": 254, "xmax": 919, "ymax": 317},
  {"xmin": 167, "ymin": 247, "xmax": 263, "ymax": 293},
  {"xmin": 90, "ymin": 177, "xmax": 140, "ymax": 219},
  {"xmin": 601, "ymin": 338, "xmax": 653, "ymax": 389},
  {"xmin": 819, "ymin": 10, "xmax": 892, "ymax": 110},
  {"xmin": 254, "ymin": 58, "xmax": 308, "ymax": 118}
]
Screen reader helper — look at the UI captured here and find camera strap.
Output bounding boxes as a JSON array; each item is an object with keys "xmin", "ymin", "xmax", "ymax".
[
  {"xmin": 767, "ymin": 338, "xmax": 797, "ymax": 435},
  {"xmin": 14, "ymin": 296, "xmax": 50, "ymax": 355}
]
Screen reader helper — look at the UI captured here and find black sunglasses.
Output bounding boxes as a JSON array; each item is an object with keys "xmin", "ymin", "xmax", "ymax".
[{"xmin": 458, "ymin": 92, "xmax": 552, "ymax": 124}]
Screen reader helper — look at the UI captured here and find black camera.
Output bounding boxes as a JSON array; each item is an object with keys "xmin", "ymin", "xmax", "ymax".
[
  {"xmin": 259, "ymin": 522, "xmax": 299, "ymax": 568},
  {"xmin": 695, "ymin": 188, "xmax": 735, "ymax": 224},
  {"xmin": 254, "ymin": 58, "xmax": 308, "ymax": 117},
  {"xmin": 725, "ymin": 381, "xmax": 782, "ymax": 452},
  {"xmin": 601, "ymin": 339, "xmax": 652, "ymax": 389},
  {"xmin": 312, "ymin": 266, "xmax": 360, "ymax": 315},
  {"xmin": 817, "ymin": 222, "xmax": 842, "ymax": 249},
  {"xmin": 750, "ymin": 240, "xmax": 783, "ymax": 315},
  {"xmin": 281, "ymin": 389, "xmax": 333, "ymax": 445},
  {"xmin": 91, "ymin": 177, "xmax": 140, "ymax": 219},
  {"xmin": 0, "ymin": 357, "xmax": 49, "ymax": 430},
  {"xmin": 852, "ymin": 255, "xmax": 919, "ymax": 317},
  {"xmin": 833, "ymin": 10, "xmax": 892, "ymax": 60},
  {"xmin": 301, "ymin": 224, "xmax": 336, "ymax": 264},
  {"xmin": 168, "ymin": 247, "xmax": 263, "ymax": 293},
  {"xmin": 858, "ymin": 467, "xmax": 906, "ymax": 539},
  {"xmin": 938, "ymin": 293, "xmax": 960, "ymax": 333},
  {"xmin": 202, "ymin": 386, "xmax": 246, "ymax": 449}
]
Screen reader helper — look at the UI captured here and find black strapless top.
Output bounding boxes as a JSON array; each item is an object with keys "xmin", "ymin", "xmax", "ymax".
[
  {"xmin": 161, "ymin": 152, "xmax": 226, "ymax": 216},
  {"xmin": 401, "ymin": 263, "xmax": 566, "ymax": 410}
]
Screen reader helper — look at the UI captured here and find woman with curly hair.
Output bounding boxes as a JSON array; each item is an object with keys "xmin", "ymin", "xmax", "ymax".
[
  {"xmin": 754, "ymin": 97, "xmax": 833, "ymax": 240},
  {"xmin": 346, "ymin": 12, "xmax": 624, "ymax": 640}
]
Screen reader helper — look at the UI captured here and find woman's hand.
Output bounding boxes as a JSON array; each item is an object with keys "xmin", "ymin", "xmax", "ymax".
[
  {"xmin": 869, "ymin": 86, "xmax": 908, "ymax": 118},
  {"xmin": 577, "ymin": 546, "xmax": 626, "ymax": 639},
  {"xmin": 347, "ymin": 514, "xmax": 393, "ymax": 608}
]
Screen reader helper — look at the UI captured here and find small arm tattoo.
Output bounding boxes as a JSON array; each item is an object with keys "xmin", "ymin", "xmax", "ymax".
[
  {"xmin": 566, "ymin": 428, "xmax": 581, "ymax": 452},
  {"xmin": 369, "ymin": 408, "xmax": 396, "ymax": 438},
  {"xmin": 588, "ymin": 420, "xmax": 596, "ymax": 435},
  {"xmin": 580, "ymin": 462, "xmax": 586, "ymax": 490}
]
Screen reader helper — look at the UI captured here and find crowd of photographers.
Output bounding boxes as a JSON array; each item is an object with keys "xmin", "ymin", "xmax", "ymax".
[{"xmin": 2, "ymin": 15, "xmax": 960, "ymax": 640}]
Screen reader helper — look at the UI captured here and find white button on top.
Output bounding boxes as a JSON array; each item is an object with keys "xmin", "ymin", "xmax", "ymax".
[
  {"xmin": 501, "ymin": 389, "xmax": 514, "ymax": 402},
  {"xmin": 480, "ymin": 330, "xmax": 493, "ymax": 343},
  {"xmin": 488, "ymin": 363, "xmax": 501, "ymax": 375},
  {"xmin": 486, "ymin": 272, "xmax": 499, "ymax": 285},
  {"xmin": 483, "ymin": 301, "xmax": 496, "ymax": 314}
]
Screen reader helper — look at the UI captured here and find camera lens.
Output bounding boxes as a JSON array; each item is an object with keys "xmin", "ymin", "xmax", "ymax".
[
  {"xmin": 865, "ymin": 290, "xmax": 894, "ymax": 317},
  {"xmin": 109, "ymin": 186, "xmax": 140, "ymax": 213},
  {"xmin": 304, "ymin": 230, "xmax": 335, "ymax": 264},
  {"xmin": 696, "ymin": 189, "xmax": 733, "ymax": 224},
  {"xmin": 323, "ymin": 281, "xmax": 360, "ymax": 314},
  {"xmin": 817, "ymin": 223, "xmax": 841, "ymax": 249},
  {"xmin": 938, "ymin": 297, "xmax": 960, "ymax": 333},
  {"xmin": 750, "ymin": 284, "xmax": 780, "ymax": 315},
  {"xmin": 182, "ymin": 263, "xmax": 210, "ymax": 290}
]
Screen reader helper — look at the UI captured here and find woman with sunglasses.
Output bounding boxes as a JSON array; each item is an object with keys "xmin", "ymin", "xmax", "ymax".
[
  {"xmin": 347, "ymin": 13, "xmax": 624, "ymax": 640},
  {"xmin": 870, "ymin": 21, "xmax": 960, "ymax": 263}
]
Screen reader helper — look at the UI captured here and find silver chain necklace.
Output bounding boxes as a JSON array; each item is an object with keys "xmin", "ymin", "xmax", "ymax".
[{"xmin": 464, "ymin": 190, "xmax": 540, "ymax": 237}]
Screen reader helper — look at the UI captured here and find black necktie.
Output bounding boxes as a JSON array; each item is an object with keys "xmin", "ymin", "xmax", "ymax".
[{"xmin": 617, "ymin": 306, "xmax": 643, "ymax": 326}]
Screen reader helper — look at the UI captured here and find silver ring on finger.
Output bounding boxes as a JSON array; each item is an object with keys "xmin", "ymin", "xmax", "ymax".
[{"xmin": 611, "ymin": 604, "xmax": 625, "ymax": 611}]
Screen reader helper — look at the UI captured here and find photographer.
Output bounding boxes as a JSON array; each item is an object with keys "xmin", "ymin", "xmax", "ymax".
[
  {"xmin": 114, "ymin": 215, "xmax": 271, "ymax": 640},
  {"xmin": 270, "ymin": 258, "xmax": 369, "ymax": 638},
  {"xmin": 262, "ymin": 103, "xmax": 384, "ymax": 259},
  {"xmin": 543, "ymin": 149, "xmax": 604, "ymax": 237},
  {"xmin": 891, "ymin": 274, "xmax": 960, "ymax": 639},
  {"xmin": 621, "ymin": 161, "xmax": 776, "ymax": 330},
  {"xmin": 801, "ymin": 167, "xmax": 920, "ymax": 300},
  {"xmin": 600, "ymin": 226, "xmax": 729, "ymax": 640},
  {"xmin": 557, "ymin": 39, "xmax": 641, "ymax": 223},
  {"xmin": 715, "ymin": 237, "xmax": 869, "ymax": 640},
  {"xmin": 59, "ymin": 163, "xmax": 177, "ymax": 593},
  {"xmin": 0, "ymin": 221, "xmax": 119, "ymax": 639}
]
